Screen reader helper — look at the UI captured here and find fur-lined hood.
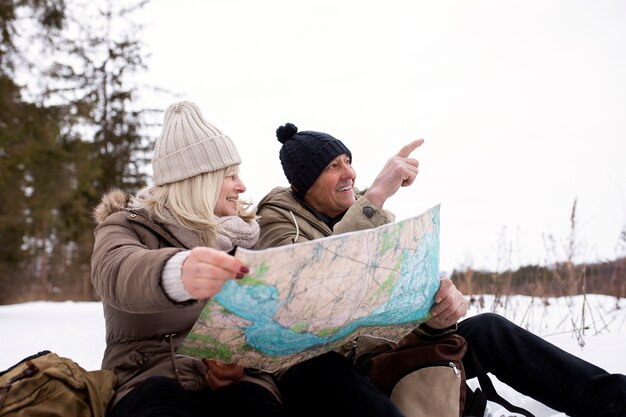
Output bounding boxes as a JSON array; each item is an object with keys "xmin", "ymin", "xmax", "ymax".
[{"xmin": 93, "ymin": 189, "xmax": 131, "ymax": 224}]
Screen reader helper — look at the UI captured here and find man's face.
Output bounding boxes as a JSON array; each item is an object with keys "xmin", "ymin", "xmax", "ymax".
[{"xmin": 304, "ymin": 154, "xmax": 356, "ymax": 218}]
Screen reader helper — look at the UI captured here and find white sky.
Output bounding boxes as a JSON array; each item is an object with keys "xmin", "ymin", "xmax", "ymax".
[
  {"xmin": 1, "ymin": 296, "xmax": 624, "ymax": 417},
  {"xmin": 136, "ymin": 0, "xmax": 626, "ymax": 273}
]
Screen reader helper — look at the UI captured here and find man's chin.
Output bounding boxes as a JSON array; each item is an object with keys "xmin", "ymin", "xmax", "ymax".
[{"xmin": 339, "ymin": 193, "xmax": 356, "ymax": 208}]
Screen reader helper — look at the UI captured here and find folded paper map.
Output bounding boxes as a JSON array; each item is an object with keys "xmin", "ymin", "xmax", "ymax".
[{"xmin": 178, "ymin": 204, "xmax": 441, "ymax": 372}]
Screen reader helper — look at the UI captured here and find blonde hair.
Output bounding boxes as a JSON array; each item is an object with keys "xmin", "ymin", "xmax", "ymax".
[{"xmin": 135, "ymin": 165, "xmax": 256, "ymax": 247}]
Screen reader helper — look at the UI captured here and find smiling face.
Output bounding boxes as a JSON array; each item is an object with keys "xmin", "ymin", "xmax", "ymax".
[
  {"xmin": 214, "ymin": 171, "xmax": 246, "ymax": 217},
  {"xmin": 303, "ymin": 154, "xmax": 356, "ymax": 218}
]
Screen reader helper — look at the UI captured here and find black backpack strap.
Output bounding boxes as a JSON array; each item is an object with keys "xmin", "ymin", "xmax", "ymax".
[
  {"xmin": 464, "ymin": 386, "xmax": 488, "ymax": 417},
  {"xmin": 466, "ymin": 345, "xmax": 535, "ymax": 417}
]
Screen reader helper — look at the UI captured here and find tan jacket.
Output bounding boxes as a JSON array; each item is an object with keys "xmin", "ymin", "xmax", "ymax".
[
  {"xmin": 255, "ymin": 186, "xmax": 395, "ymax": 249},
  {"xmin": 91, "ymin": 190, "xmax": 277, "ymax": 407}
]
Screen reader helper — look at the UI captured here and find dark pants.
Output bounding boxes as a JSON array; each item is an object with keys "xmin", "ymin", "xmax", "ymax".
[
  {"xmin": 108, "ymin": 353, "xmax": 402, "ymax": 417},
  {"xmin": 458, "ymin": 312, "xmax": 626, "ymax": 417},
  {"xmin": 279, "ymin": 351, "xmax": 404, "ymax": 417},
  {"xmin": 107, "ymin": 376, "xmax": 287, "ymax": 417}
]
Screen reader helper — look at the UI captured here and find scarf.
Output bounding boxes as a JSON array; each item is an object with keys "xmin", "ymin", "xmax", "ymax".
[{"xmin": 159, "ymin": 206, "xmax": 259, "ymax": 252}]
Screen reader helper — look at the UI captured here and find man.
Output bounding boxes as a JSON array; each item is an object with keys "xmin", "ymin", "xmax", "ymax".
[
  {"xmin": 254, "ymin": 122, "xmax": 626, "ymax": 417},
  {"xmin": 256, "ymin": 122, "xmax": 466, "ymax": 330}
]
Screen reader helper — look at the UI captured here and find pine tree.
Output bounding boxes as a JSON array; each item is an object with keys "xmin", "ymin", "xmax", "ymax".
[
  {"xmin": 43, "ymin": 1, "xmax": 151, "ymax": 298},
  {"xmin": 0, "ymin": 1, "xmax": 69, "ymax": 302},
  {"xmin": 0, "ymin": 0, "xmax": 152, "ymax": 302}
]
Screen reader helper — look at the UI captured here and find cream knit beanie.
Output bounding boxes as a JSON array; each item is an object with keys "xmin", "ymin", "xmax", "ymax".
[{"xmin": 152, "ymin": 101, "xmax": 241, "ymax": 185}]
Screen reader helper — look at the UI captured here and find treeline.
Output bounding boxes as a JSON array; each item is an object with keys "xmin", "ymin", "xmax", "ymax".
[
  {"xmin": 0, "ymin": 1, "xmax": 153, "ymax": 304},
  {"xmin": 452, "ymin": 257, "xmax": 626, "ymax": 298}
]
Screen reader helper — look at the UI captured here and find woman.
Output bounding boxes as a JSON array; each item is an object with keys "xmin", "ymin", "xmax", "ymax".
[{"xmin": 91, "ymin": 101, "xmax": 285, "ymax": 417}]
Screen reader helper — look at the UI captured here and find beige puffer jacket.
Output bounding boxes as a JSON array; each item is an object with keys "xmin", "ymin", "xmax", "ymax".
[{"xmin": 91, "ymin": 190, "xmax": 277, "ymax": 407}]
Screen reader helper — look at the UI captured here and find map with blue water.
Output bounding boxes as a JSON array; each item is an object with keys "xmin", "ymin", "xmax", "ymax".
[{"xmin": 178, "ymin": 205, "xmax": 440, "ymax": 372}]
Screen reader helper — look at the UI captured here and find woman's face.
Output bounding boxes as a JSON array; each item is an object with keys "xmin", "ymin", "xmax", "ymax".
[{"xmin": 214, "ymin": 172, "xmax": 246, "ymax": 217}]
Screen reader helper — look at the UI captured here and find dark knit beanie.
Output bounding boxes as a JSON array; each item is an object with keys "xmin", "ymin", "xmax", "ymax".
[{"xmin": 276, "ymin": 123, "xmax": 352, "ymax": 199}]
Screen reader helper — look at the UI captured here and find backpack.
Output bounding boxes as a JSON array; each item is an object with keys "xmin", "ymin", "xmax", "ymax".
[
  {"xmin": 0, "ymin": 351, "xmax": 117, "ymax": 417},
  {"xmin": 364, "ymin": 330, "xmax": 535, "ymax": 417}
]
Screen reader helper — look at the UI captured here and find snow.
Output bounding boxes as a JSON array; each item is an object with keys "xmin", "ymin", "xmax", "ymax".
[{"xmin": 1, "ymin": 295, "xmax": 624, "ymax": 417}]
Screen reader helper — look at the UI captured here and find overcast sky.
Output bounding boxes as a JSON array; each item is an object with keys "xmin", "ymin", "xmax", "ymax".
[{"xmin": 137, "ymin": 0, "xmax": 626, "ymax": 273}]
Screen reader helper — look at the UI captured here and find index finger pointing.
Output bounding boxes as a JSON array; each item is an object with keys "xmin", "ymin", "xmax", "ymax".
[{"xmin": 396, "ymin": 139, "xmax": 425, "ymax": 158}]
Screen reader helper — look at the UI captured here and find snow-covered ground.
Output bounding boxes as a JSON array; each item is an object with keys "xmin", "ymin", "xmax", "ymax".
[{"xmin": 1, "ymin": 295, "xmax": 624, "ymax": 417}]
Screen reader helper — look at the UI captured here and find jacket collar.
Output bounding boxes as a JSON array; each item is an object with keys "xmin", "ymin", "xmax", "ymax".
[{"xmin": 294, "ymin": 193, "xmax": 346, "ymax": 230}]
